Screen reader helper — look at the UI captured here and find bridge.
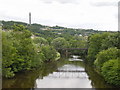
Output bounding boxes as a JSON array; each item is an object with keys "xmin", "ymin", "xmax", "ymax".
[{"xmin": 56, "ymin": 48, "xmax": 88, "ymax": 57}]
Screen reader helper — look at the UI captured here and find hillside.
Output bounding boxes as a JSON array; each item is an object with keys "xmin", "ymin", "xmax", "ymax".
[{"xmin": 1, "ymin": 20, "xmax": 107, "ymax": 36}]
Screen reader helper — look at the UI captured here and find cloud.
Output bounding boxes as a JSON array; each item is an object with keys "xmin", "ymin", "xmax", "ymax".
[
  {"xmin": 0, "ymin": 0, "xmax": 118, "ymax": 31},
  {"xmin": 90, "ymin": 1, "xmax": 118, "ymax": 7},
  {"xmin": 40, "ymin": 0, "xmax": 81, "ymax": 4}
]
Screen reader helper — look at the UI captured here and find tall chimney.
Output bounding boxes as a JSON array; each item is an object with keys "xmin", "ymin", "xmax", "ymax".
[{"xmin": 29, "ymin": 12, "xmax": 31, "ymax": 25}]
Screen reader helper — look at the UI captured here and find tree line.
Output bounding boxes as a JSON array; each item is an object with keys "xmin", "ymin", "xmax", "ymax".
[
  {"xmin": 2, "ymin": 25, "xmax": 59, "ymax": 78},
  {"xmin": 87, "ymin": 32, "xmax": 120, "ymax": 86},
  {"xmin": 2, "ymin": 20, "xmax": 106, "ymax": 36},
  {"xmin": 2, "ymin": 24, "xmax": 88, "ymax": 78}
]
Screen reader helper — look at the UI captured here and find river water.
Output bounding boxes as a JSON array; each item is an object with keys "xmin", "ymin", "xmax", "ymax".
[{"xmin": 2, "ymin": 55, "xmax": 115, "ymax": 89}]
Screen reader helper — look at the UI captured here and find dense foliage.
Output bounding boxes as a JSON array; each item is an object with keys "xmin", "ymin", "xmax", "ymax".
[
  {"xmin": 87, "ymin": 32, "xmax": 120, "ymax": 86},
  {"xmin": 87, "ymin": 32, "xmax": 119, "ymax": 64},
  {"xmin": 33, "ymin": 37, "xmax": 48, "ymax": 46},
  {"xmin": 2, "ymin": 20, "xmax": 119, "ymax": 87},
  {"xmin": 40, "ymin": 45, "xmax": 58, "ymax": 62},
  {"xmin": 2, "ymin": 25, "xmax": 59, "ymax": 78},
  {"xmin": 101, "ymin": 59, "xmax": 120, "ymax": 86},
  {"xmin": 2, "ymin": 32, "xmax": 16, "ymax": 77},
  {"xmin": 94, "ymin": 47, "xmax": 119, "ymax": 71},
  {"xmin": 51, "ymin": 37, "xmax": 69, "ymax": 49},
  {"xmin": 2, "ymin": 20, "xmax": 90, "ymax": 78},
  {"xmin": 1, "ymin": 20, "xmax": 96, "ymax": 56}
]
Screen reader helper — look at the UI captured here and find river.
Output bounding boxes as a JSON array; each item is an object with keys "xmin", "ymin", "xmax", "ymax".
[{"xmin": 2, "ymin": 55, "xmax": 115, "ymax": 89}]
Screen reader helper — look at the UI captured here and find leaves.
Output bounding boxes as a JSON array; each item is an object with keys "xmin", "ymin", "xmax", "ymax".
[
  {"xmin": 87, "ymin": 32, "xmax": 119, "ymax": 64},
  {"xmin": 2, "ymin": 25, "xmax": 41, "ymax": 77},
  {"xmin": 94, "ymin": 47, "xmax": 119, "ymax": 71},
  {"xmin": 40, "ymin": 45, "xmax": 57, "ymax": 62},
  {"xmin": 87, "ymin": 32, "xmax": 119, "ymax": 86},
  {"xmin": 2, "ymin": 25, "xmax": 60, "ymax": 78},
  {"xmin": 51, "ymin": 37, "xmax": 69, "ymax": 49},
  {"xmin": 101, "ymin": 59, "xmax": 120, "ymax": 86}
]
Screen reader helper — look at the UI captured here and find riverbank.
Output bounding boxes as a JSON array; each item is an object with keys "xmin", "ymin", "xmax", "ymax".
[
  {"xmin": 87, "ymin": 32, "xmax": 120, "ymax": 87},
  {"xmin": 2, "ymin": 56, "xmax": 116, "ymax": 88}
]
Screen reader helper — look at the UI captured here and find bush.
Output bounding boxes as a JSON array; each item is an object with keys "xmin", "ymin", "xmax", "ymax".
[
  {"xmin": 2, "ymin": 32, "xmax": 17, "ymax": 78},
  {"xmin": 33, "ymin": 37, "xmax": 48, "ymax": 46},
  {"xmin": 2, "ymin": 25, "xmax": 43, "ymax": 78},
  {"xmin": 94, "ymin": 47, "xmax": 119, "ymax": 71},
  {"xmin": 51, "ymin": 37, "xmax": 69, "ymax": 49},
  {"xmin": 2, "ymin": 68, "xmax": 15, "ymax": 78},
  {"xmin": 87, "ymin": 32, "xmax": 119, "ymax": 64},
  {"xmin": 87, "ymin": 33, "xmax": 109, "ymax": 63},
  {"xmin": 40, "ymin": 45, "xmax": 57, "ymax": 62},
  {"xmin": 101, "ymin": 59, "xmax": 120, "ymax": 86}
]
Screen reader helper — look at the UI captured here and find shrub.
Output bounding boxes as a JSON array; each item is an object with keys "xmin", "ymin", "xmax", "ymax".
[
  {"xmin": 94, "ymin": 47, "xmax": 119, "ymax": 71},
  {"xmin": 40, "ymin": 45, "xmax": 57, "ymax": 62},
  {"xmin": 101, "ymin": 59, "xmax": 120, "ymax": 86},
  {"xmin": 51, "ymin": 37, "xmax": 69, "ymax": 49}
]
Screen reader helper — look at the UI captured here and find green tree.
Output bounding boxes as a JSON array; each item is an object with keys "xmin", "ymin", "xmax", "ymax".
[
  {"xmin": 101, "ymin": 59, "xmax": 120, "ymax": 86},
  {"xmin": 87, "ymin": 32, "xmax": 114, "ymax": 64},
  {"xmin": 11, "ymin": 25, "xmax": 34, "ymax": 71},
  {"xmin": 40, "ymin": 45, "xmax": 57, "ymax": 62},
  {"xmin": 51, "ymin": 37, "xmax": 69, "ymax": 49},
  {"xmin": 101, "ymin": 33, "xmax": 119, "ymax": 50},
  {"xmin": 94, "ymin": 47, "xmax": 119, "ymax": 71},
  {"xmin": 2, "ymin": 32, "xmax": 16, "ymax": 78},
  {"xmin": 87, "ymin": 34, "xmax": 103, "ymax": 63},
  {"xmin": 2, "ymin": 25, "xmax": 43, "ymax": 78},
  {"xmin": 33, "ymin": 37, "xmax": 48, "ymax": 46},
  {"xmin": 68, "ymin": 35, "xmax": 88, "ymax": 55}
]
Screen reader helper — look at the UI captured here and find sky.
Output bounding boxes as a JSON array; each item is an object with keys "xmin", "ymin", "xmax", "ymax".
[{"xmin": 0, "ymin": 0, "xmax": 119, "ymax": 31}]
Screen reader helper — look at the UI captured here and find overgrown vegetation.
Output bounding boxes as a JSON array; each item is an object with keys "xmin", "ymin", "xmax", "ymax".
[
  {"xmin": 101, "ymin": 59, "xmax": 120, "ymax": 86},
  {"xmin": 2, "ymin": 20, "xmax": 89, "ymax": 56},
  {"xmin": 94, "ymin": 47, "xmax": 119, "ymax": 71},
  {"xmin": 87, "ymin": 32, "xmax": 120, "ymax": 86},
  {"xmin": 2, "ymin": 21, "xmax": 89, "ymax": 78},
  {"xmin": 2, "ymin": 25, "xmax": 59, "ymax": 78},
  {"xmin": 2, "ymin": 20, "xmax": 119, "ymax": 87}
]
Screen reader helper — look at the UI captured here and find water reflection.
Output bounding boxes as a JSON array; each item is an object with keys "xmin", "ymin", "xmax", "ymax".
[
  {"xmin": 69, "ymin": 55, "xmax": 83, "ymax": 61},
  {"xmin": 2, "ymin": 55, "xmax": 115, "ymax": 88},
  {"xmin": 2, "ymin": 62, "xmax": 58, "ymax": 88},
  {"xmin": 35, "ymin": 63, "xmax": 92, "ymax": 88},
  {"xmin": 85, "ymin": 65, "xmax": 115, "ymax": 88}
]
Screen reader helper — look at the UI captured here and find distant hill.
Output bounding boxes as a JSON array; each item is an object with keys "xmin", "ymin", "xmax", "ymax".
[{"xmin": 1, "ymin": 20, "xmax": 108, "ymax": 36}]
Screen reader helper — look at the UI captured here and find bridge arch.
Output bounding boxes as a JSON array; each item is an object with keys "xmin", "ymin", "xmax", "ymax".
[{"xmin": 56, "ymin": 48, "xmax": 88, "ymax": 57}]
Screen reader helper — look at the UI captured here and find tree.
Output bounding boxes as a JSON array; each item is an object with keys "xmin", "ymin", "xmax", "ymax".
[
  {"xmin": 33, "ymin": 37, "xmax": 48, "ymax": 46},
  {"xmin": 68, "ymin": 35, "xmax": 88, "ymax": 55},
  {"xmin": 40, "ymin": 45, "xmax": 57, "ymax": 62},
  {"xmin": 2, "ymin": 32, "xmax": 16, "ymax": 78},
  {"xmin": 101, "ymin": 33, "xmax": 119, "ymax": 50},
  {"xmin": 2, "ymin": 25, "xmax": 44, "ymax": 78},
  {"xmin": 51, "ymin": 37, "xmax": 69, "ymax": 49},
  {"xmin": 94, "ymin": 47, "xmax": 119, "ymax": 71},
  {"xmin": 11, "ymin": 25, "xmax": 35, "ymax": 71},
  {"xmin": 87, "ymin": 32, "xmax": 115, "ymax": 64},
  {"xmin": 87, "ymin": 33, "xmax": 104, "ymax": 63},
  {"xmin": 101, "ymin": 59, "xmax": 120, "ymax": 86}
]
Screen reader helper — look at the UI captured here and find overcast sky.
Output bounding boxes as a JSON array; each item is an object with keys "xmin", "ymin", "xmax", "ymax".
[{"xmin": 0, "ymin": 0, "xmax": 119, "ymax": 31}]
